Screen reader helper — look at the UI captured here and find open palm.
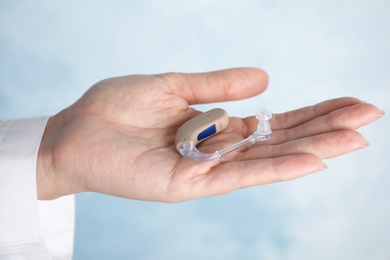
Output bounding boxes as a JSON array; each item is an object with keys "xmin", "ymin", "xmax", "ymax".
[{"xmin": 37, "ymin": 68, "xmax": 383, "ymax": 201}]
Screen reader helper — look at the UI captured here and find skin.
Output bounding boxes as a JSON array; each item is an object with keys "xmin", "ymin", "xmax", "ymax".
[{"xmin": 36, "ymin": 68, "xmax": 384, "ymax": 202}]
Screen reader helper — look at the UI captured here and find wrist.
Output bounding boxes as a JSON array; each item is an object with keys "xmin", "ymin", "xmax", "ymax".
[
  {"xmin": 36, "ymin": 113, "xmax": 79, "ymax": 200},
  {"xmin": 36, "ymin": 115, "xmax": 59, "ymax": 199}
]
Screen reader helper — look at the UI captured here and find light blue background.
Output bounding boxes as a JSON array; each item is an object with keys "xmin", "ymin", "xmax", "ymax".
[{"xmin": 1, "ymin": 1, "xmax": 389, "ymax": 259}]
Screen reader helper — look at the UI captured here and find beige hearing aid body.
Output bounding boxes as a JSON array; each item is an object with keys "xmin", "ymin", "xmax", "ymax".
[{"xmin": 175, "ymin": 108, "xmax": 229, "ymax": 148}]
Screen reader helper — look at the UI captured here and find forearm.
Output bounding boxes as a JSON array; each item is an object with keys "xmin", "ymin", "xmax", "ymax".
[
  {"xmin": 0, "ymin": 117, "xmax": 75, "ymax": 259},
  {"xmin": 0, "ymin": 117, "xmax": 50, "ymax": 256}
]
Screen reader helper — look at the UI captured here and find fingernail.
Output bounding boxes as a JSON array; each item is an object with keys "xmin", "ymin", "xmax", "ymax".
[
  {"xmin": 364, "ymin": 111, "xmax": 385, "ymax": 125},
  {"xmin": 320, "ymin": 162, "xmax": 328, "ymax": 170},
  {"xmin": 309, "ymin": 162, "xmax": 328, "ymax": 174},
  {"xmin": 322, "ymin": 162, "xmax": 328, "ymax": 170}
]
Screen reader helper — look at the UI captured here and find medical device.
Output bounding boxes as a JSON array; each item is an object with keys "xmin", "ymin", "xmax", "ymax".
[{"xmin": 175, "ymin": 108, "xmax": 272, "ymax": 161}]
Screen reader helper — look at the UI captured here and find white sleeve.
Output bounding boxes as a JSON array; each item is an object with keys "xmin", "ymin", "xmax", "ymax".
[{"xmin": 0, "ymin": 117, "xmax": 75, "ymax": 260}]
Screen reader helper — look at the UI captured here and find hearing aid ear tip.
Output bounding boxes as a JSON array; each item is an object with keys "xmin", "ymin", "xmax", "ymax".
[{"xmin": 256, "ymin": 109, "xmax": 272, "ymax": 120}]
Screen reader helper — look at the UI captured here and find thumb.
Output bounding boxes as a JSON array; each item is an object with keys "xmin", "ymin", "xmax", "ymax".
[{"xmin": 157, "ymin": 68, "xmax": 269, "ymax": 105}]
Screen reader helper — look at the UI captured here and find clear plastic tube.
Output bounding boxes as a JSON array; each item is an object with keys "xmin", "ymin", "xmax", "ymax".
[
  {"xmin": 177, "ymin": 109, "xmax": 272, "ymax": 162},
  {"xmin": 177, "ymin": 141, "xmax": 221, "ymax": 161}
]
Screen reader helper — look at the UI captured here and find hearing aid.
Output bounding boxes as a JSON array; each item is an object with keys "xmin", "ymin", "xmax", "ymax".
[{"xmin": 175, "ymin": 108, "xmax": 272, "ymax": 162}]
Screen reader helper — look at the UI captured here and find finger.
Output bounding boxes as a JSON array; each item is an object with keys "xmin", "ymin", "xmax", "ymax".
[
  {"xmin": 242, "ymin": 99, "xmax": 382, "ymax": 144},
  {"xmin": 238, "ymin": 130, "xmax": 368, "ymax": 161},
  {"xmin": 242, "ymin": 97, "xmax": 362, "ymax": 136},
  {"xmin": 271, "ymin": 97, "xmax": 364, "ymax": 130},
  {"xmin": 268, "ymin": 102, "xmax": 382, "ymax": 145},
  {"xmin": 204, "ymin": 154, "xmax": 325, "ymax": 195},
  {"xmin": 157, "ymin": 68, "xmax": 269, "ymax": 105}
]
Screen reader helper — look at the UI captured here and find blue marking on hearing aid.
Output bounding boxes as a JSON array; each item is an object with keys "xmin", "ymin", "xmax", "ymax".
[{"xmin": 197, "ymin": 124, "xmax": 217, "ymax": 141}]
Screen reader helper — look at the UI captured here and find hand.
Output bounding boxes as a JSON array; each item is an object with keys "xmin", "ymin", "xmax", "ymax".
[{"xmin": 36, "ymin": 68, "xmax": 383, "ymax": 201}]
